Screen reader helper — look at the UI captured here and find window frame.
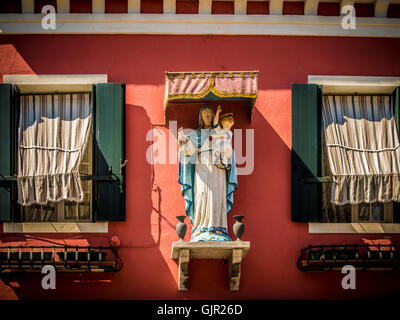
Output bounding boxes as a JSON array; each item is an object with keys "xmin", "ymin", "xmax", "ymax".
[
  {"xmin": 2, "ymin": 74, "xmax": 109, "ymax": 233},
  {"xmin": 299, "ymin": 75, "xmax": 400, "ymax": 234},
  {"xmin": 18, "ymin": 92, "xmax": 94, "ymax": 223}
]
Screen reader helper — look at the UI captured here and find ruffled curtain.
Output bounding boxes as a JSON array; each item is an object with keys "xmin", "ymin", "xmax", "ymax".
[
  {"xmin": 323, "ymin": 95, "xmax": 400, "ymax": 205},
  {"xmin": 17, "ymin": 93, "xmax": 92, "ymax": 206}
]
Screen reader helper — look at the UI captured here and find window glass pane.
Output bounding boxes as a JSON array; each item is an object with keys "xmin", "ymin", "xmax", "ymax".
[
  {"xmin": 21, "ymin": 203, "xmax": 56, "ymax": 222},
  {"xmin": 357, "ymin": 203, "xmax": 383, "ymax": 222},
  {"xmin": 61, "ymin": 130, "xmax": 92, "ymax": 222}
]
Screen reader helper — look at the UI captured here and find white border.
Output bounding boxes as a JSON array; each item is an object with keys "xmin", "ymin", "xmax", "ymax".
[
  {"xmin": 308, "ymin": 75, "xmax": 400, "ymax": 87},
  {"xmin": 309, "ymin": 223, "xmax": 400, "ymax": 233},
  {"xmin": 2, "ymin": 74, "xmax": 108, "ymax": 233},
  {"xmin": 3, "ymin": 222, "xmax": 108, "ymax": 233},
  {"xmin": 3, "ymin": 74, "xmax": 108, "ymax": 84},
  {"xmin": 0, "ymin": 14, "xmax": 400, "ymax": 37}
]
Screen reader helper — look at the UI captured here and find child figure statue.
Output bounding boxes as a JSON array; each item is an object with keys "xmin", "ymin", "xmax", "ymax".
[{"xmin": 211, "ymin": 106, "xmax": 234, "ymax": 170}]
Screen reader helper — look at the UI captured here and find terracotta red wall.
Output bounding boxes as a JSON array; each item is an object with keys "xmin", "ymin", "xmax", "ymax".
[{"xmin": 1, "ymin": 34, "xmax": 400, "ymax": 300}]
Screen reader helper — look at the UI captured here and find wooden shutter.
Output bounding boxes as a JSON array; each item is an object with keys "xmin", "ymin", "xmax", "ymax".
[
  {"xmin": 0, "ymin": 84, "xmax": 14, "ymax": 221},
  {"xmin": 291, "ymin": 84, "xmax": 322, "ymax": 222},
  {"xmin": 94, "ymin": 83, "xmax": 126, "ymax": 221}
]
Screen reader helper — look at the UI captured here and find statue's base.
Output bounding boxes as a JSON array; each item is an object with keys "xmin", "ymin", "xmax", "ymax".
[{"xmin": 171, "ymin": 240, "xmax": 250, "ymax": 291}]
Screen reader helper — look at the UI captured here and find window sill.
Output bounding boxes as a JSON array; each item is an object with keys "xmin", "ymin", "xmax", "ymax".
[
  {"xmin": 2, "ymin": 222, "xmax": 108, "ymax": 233},
  {"xmin": 309, "ymin": 223, "xmax": 400, "ymax": 234}
]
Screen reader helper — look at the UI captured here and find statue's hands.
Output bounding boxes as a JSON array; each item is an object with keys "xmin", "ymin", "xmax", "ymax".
[
  {"xmin": 178, "ymin": 135, "xmax": 189, "ymax": 146},
  {"xmin": 216, "ymin": 105, "xmax": 222, "ymax": 115},
  {"xmin": 222, "ymin": 148, "xmax": 232, "ymax": 159},
  {"xmin": 178, "ymin": 127, "xmax": 189, "ymax": 146}
]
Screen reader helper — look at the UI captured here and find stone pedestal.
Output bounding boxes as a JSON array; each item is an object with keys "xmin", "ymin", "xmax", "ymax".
[{"xmin": 171, "ymin": 241, "xmax": 250, "ymax": 291}]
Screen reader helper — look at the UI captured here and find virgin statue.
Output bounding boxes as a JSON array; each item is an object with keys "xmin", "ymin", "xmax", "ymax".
[{"xmin": 178, "ymin": 105, "xmax": 238, "ymax": 242}]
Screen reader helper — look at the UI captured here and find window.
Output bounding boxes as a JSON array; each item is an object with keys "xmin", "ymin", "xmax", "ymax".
[
  {"xmin": 291, "ymin": 83, "xmax": 400, "ymax": 227},
  {"xmin": 0, "ymin": 80, "xmax": 126, "ymax": 226}
]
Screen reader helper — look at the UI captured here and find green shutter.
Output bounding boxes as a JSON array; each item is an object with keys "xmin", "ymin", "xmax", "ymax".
[
  {"xmin": 291, "ymin": 84, "xmax": 322, "ymax": 222},
  {"xmin": 94, "ymin": 83, "xmax": 126, "ymax": 221},
  {"xmin": 0, "ymin": 84, "xmax": 13, "ymax": 221}
]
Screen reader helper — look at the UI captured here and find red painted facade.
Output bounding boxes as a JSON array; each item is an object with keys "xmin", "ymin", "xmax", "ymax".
[{"xmin": 1, "ymin": 34, "xmax": 400, "ymax": 300}]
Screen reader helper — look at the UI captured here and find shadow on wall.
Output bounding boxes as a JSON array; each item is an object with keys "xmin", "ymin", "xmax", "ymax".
[
  {"xmin": 0, "ymin": 44, "xmax": 34, "ymax": 81},
  {"xmin": 165, "ymin": 102, "xmax": 293, "ymax": 298},
  {"xmin": 109, "ymin": 103, "xmax": 162, "ymax": 248},
  {"xmin": 0, "ymin": 233, "xmax": 119, "ymax": 299},
  {"xmin": 188, "ymin": 106, "xmax": 290, "ymax": 298},
  {"xmin": 166, "ymin": 103, "xmax": 400, "ymax": 299},
  {"xmin": 0, "ymin": 103, "xmax": 178, "ymax": 299},
  {"xmin": 2, "ymin": 95, "xmax": 400, "ymax": 299}
]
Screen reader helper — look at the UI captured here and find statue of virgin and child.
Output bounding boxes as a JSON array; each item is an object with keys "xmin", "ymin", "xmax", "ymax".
[{"xmin": 178, "ymin": 105, "xmax": 237, "ymax": 242}]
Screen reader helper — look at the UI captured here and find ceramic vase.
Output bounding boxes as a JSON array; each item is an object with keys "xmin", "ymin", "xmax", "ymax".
[
  {"xmin": 176, "ymin": 216, "xmax": 187, "ymax": 241},
  {"xmin": 233, "ymin": 215, "xmax": 244, "ymax": 240}
]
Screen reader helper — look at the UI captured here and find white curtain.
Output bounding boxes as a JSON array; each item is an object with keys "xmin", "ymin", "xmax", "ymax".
[
  {"xmin": 323, "ymin": 95, "xmax": 400, "ymax": 205},
  {"xmin": 17, "ymin": 93, "xmax": 92, "ymax": 206}
]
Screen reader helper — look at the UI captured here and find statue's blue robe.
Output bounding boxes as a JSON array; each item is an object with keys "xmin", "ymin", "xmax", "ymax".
[{"xmin": 178, "ymin": 128, "xmax": 238, "ymax": 241}]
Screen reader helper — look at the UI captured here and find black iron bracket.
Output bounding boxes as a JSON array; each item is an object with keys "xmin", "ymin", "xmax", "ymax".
[
  {"xmin": 298, "ymin": 243, "xmax": 400, "ymax": 271},
  {"xmin": 0, "ymin": 245, "xmax": 122, "ymax": 274}
]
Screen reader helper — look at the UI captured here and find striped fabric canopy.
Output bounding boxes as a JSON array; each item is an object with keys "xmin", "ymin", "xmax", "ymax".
[{"xmin": 164, "ymin": 71, "xmax": 258, "ymax": 123}]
